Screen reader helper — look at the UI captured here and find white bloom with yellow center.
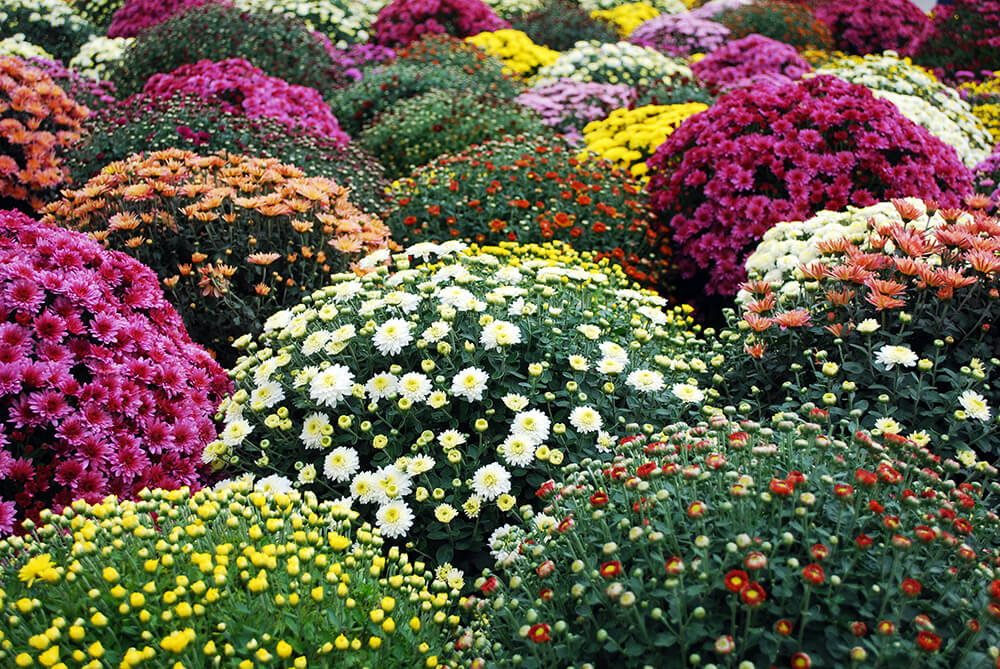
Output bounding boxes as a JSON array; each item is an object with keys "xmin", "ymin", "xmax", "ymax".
[
  {"xmin": 875, "ymin": 345, "xmax": 918, "ymax": 370},
  {"xmin": 300, "ymin": 412, "xmax": 331, "ymax": 449},
  {"xmin": 375, "ymin": 465, "xmax": 412, "ymax": 502},
  {"xmin": 569, "ymin": 406, "xmax": 603, "ymax": 433},
  {"xmin": 372, "ymin": 318, "xmax": 413, "ymax": 356},
  {"xmin": 626, "ymin": 369, "xmax": 665, "ymax": 393},
  {"xmin": 569, "ymin": 355, "xmax": 589, "ymax": 372},
  {"xmin": 376, "ymin": 500, "xmax": 414, "ymax": 539},
  {"xmin": 298, "ymin": 464, "xmax": 317, "ymax": 484},
  {"xmin": 502, "ymin": 393, "xmax": 530, "ymax": 412},
  {"xmin": 221, "ymin": 418, "xmax": 253, "ymax": 447},
  {"xmin": 407, "ymin": 455, "xmax": 435, "ymax": 475},
  {"xmin": 350, "ymin": 471, "xmax": 380, "ymax": 504},
  {"xmin": 874, "ymin": 417, "xmax": 902, "ymax": 435},
  {"xmin": 499, "ymin": 435, "xmax": 536, "ymax": 468},
  {"xmin": 671, "ymin": 383, "xmax": 704, "ymax": 403},
  {"xmin": 577, "ymin": 324, "xmax": 602, "ymax": 340},
  {"xmin": 857, "ymin": 319, "xmax": 881, "ymax": 334},
  {"xmin": 451, "ymin": 367, "xmax": 489, "ymax": 402},
  {"xmin": 437, "ymin": 430, "xmax": 467, "ymax": 450},
  {"xmin": 365, "ymin": 372, "xmax": 399, "ymax": 402},
  {"xmin": 301, "ymin": 330, "xmax": 331, "ymax": 356},
  {"xmin": 397, "ymin": 372, "xmax": 432, "ymax": 403},
  {"xmin": 324, "ymin": 447, "xmax": 360, "ymax": 482},
  {"xmin": 254, "ymin": 474, "xmax": 293, "ymax": 495},
  {"xmin": 480, "ymin": 319, "xmax": 522, "ymax": 350},
  {"xmin": 309, "ymin": 364, "xmax": 355, "ymax": 408},
  {"xmin": 250, "ymin": 381, "xmax": 284, "ymax": 409},
  {"xmin": 512, "ymin": 409, "xmax": 551, "ymax": 445},
  {"xmin": 422, "ymin": 320, "xmax": 451, "ymax": 342},
  {"xmin": 959, "ymin": 390, "xmax": 992, "ymax": 422},
  {"xmin": 472, "ymin": 463, "xmax": 512, "ymax": 500}
]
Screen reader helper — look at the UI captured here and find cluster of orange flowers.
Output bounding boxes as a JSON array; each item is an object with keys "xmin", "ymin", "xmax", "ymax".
[{"xmin": 0, "ymin": 56, "xmax": 88, "ymax": 210}]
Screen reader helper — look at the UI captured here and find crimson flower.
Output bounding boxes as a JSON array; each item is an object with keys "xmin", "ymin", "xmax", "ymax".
[
  {"xmin": 528, "ymin": 623, "xmax": 551, "ymax": 644},
  {"xmin": 600, "ymin": 561, "xmax": 622, "ymax": 579},
  {"xmin": 901, "ymin": 578, "xmax": 923, "ymax": 597},
  {"xmin": 739, "ymin": 581, "xmax": 767, "ymax": 608},
  {"xmin": 724, "ymin": 569, "xmax": 749, "ymax": 592},
  {"xmin": 916, "ymin": 630, "xmax": 942, "ymax": 652},
  {"xmin": 802, "ymin": 563, "xmax": 825, "ymax": 585}
]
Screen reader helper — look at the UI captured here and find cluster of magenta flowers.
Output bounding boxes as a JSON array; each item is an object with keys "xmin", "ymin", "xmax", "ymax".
[{"xmin": 373, "ymin": 0, "xmax": 509, "ymax": 47}]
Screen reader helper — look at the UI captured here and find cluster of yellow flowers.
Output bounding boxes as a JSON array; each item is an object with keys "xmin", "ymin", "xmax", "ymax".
[
  {"xmin": 590, "ymin": 2, "xmax": 660, "ymax": 36},
  {"xmin": 959, "ymin": 72, "xmax": 1000, "ymax": 144},
  {"xmin": 465, "ymin": 29, "xmax": 559, "ymax": 77},
  {"xmin": 581, "ymin": 103, "xmax": 708, "ymax": 178},
  {"xmin": 0, "ymin": 481, "xmax": 462, "ymax": 668}
]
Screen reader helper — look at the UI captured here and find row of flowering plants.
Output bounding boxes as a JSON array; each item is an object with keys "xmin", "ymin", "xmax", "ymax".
[
  {"xmin": 455, "ymin": 411, "xmax": 1000, "ymax": 667},
  {"xmin": 209, "ymin": 240, "xmax": 720, "ymax": 565}
]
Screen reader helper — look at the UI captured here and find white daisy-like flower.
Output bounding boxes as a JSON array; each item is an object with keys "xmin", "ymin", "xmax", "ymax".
[
  {"xmin": 300, "ymin": 412, "xmax": 331, "ymax": 449},
  {"xmin": 358, "ymin": 299, "xmax": 383, "ymax": 316},
  {"xmin": 502, "ymin": 393, "xmax": 530, "ymax": 412},
  {"xmin": 350, "ymin": 471, "xmax": 381, "ymax": 504},
  {"xmin": 533, "ymin": 513, "xmax": 557, "ymax": 533},
  {"xmin": 301, "ymin": 330, "xmax": 331, "ymax": 356},
  {"xmin": 507, "ymin": 297, "xmax": 537, "ymax": 316},
  {"xmin": 293, "ymin": 365, "xmax": 319, "ymax": 388},
  {"xmin": 874, "ymin": 417, "xmax": 902, "ymax": 434},
  {"xmin": 328, "ymin": 496, "xmax": 353, "ymax": 518},
  {"xmin": 488, "ymin": 524, "xmax": 523, "ymax": 563},
  {"xmin": 397, "ymin": 372, "xmax": 432, "ymax": 403},
  {"xmin": 451, "ymin": 367, "xmax": 489, "ymax": 402},
  {"xmin": 577, "ymin": 324, "xmax": 601, "ymax": 340},
  {"xmin": 365, "ymin": 372, "xmax": 399, "ymax": 402},
  {"xmin": 437, "ymin": 429, "xmax": 467, "ymax": 450},
  {"xmin": 375, "ymin": 465, "xmax": 412, "ymax": 501},
  {"xmin": 472, "ymin": 463, "xmax": 511, "ymax": 501},
  {"xmin": 626, "ymin": 369, "xmax": 665, "ymax": 393},
  {"xmin": 358, "ymin": 248, "xmax": 391, "ymax": 270},
  {"xmin": 494, "ymin": 267, "xmax": 523, "ymax": 283},
  {"xmin": 384, "ymin": 291, "xmax": 421, "ymax": 313},
  {"xmin": 372, "ymin": 318, "xmax": 413, "ymax": 356},
  {"xmin": 438, "ymin": 240, "xmax": 469, "ymax": 255},
  {"xmin": 597, "ymin": 357, "xmax": 626, "ymax": 375},
  {"xmin": 857, "ymin": 318, "xmax": 881, "ymax": 333},
  {"xmin": 324, "ymin": 447, "xmax": 360, "ymax": 482},
  {"xmin": 220, "ymin": 417, "xmax": 253, "ymax": 447},
  {"xmin": 568, "ymin": 355, "xmax": 589, "ymax": 371},
  {"xmin": 376, "ymin": 500, "xmax": 414, "ymax": 539},
  {"xmin": 422, "ymin": 320, "xmax": 451, "ymax": 342},
  {"xmin": 298, "ymin": 464, "xmax": 317, "ymax": 485},
  {"xmin": 511, "ymin": 409, "xmax": 550, "ymax": 445},
  {"xmin": 480, "ymin": 320, "xmax": 522, "ymax": 350},
  {"xmin": 595, "ymin": 430, "xmax": 616, "ymax": 453},
  {"xmin": 250, "ymin": 380, "xmax": 285, "ymax": 409},
  {"xmin": 499, "ymin": 435, "xmax": 536, "ymax": 467},
  {"xmin": 309, "ymin": 364, "xmax": 355, "ymax": 408},
  {"xmin": 875, "ymin": 344, "xmax": 918, "ymax": 370},
  {"xmin": 959, "ymin": 389, "xmax": 992, "ymax": 422},
  {"xmin": 254, "ymin": 474, "xmax": 293, "ymax": 495},
  {"xmin": 263, "ymin": 309, "xmax": 293, "ymax": 333},
  {"xmin": 438, "ymin": 286, "xmax": 477, "ymax": 309},
  {"xmin": 407, "ymin": 455, "xmax": 435, "ymax": 475},
  {"xmin": 599, "ymin": 341, "xmax": 629, "ymax": 363},
  {"xmin": 406, "ymin": 242, "xmax": 440, "ymax": 260},
  {"xmin": 671, "ymin": 383, "xmax": 704, "ymax": 403},
  {"xmin": 325, "ymin": 324, "xmax": 357, "ymax": 355},
  {"xmin": 569, "ymin": 406, "xmax": 603, "ymax": 433},
  {"xmin": 637, "ymin": 305, "xmax": 668, "ymax": 325}
]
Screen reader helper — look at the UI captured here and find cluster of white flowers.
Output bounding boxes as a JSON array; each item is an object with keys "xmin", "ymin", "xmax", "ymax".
[
  {"xmin": 0, "ymin": 33, "xmax": 52, "ymax": 60},
  {"xmin": 530, "ymin": 40, "xmax": 692, "ymax": 88},
  {"xmin": 579, "ymin": 0, "xmax": 685, "ymax": 13},
  {"xmin": 481, "ymin": 0, "xmax": 544, "ymax": 17},
  {"xmin": 233, "ymin": 0, "xmax": 387, "ymax": 47},
  {"xmin": 815, "ymin": 54, "xmax": 993, "ymax": 167},
  {"xmin": 740, "ymin": 198, "xmax": 960, "ymax": 302},
  {"xmin": 69, "ymin": 35, "xmax": 131, "ymax": 80}
]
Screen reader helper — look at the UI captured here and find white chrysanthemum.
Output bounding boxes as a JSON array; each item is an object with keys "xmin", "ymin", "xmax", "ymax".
[
  {"xmin": 499, "ymin": 435, "xmax": 536, "ymax": 468},
  {"xmin": 376, "ymin": 500, "xmax": 414, "ymax": 539},
  {"xmin": 959, "ymin": 390, "xmax": 992, "ymax": 422},
  {"xmin": 437, "ymin": 429, "xmax": 467, "ymax": 450},
  {"xmin": 596, "ymin": 430, "xmax": 616, "ymax": 453},
  {"xmin": 875, "ymin": 345, "xmax": 918, "ymax": 370},
  {"xmin": 874, "ymin": 417, "xmax": 902, "ymax": 435},
  {"xmin": 326, "ymin": 324, "xmax": 357, "ymax": 354},
  {"xmin": 636, "ymin": 305, "xmax": 668, "ymax": 325},
  {"xmin": 480, "ymin": 319, "xmax": 522, "ymax": 350},
  {"xmin": 221, "ymin": 418, "xmax": 253, "ymax": 447},
  {"xmin": 328, "ymin": 496, "xmax": 353, "ymax": 518},
  {"xmin": 507, "ymin": 297, "xmax": 537, "ymax": 316},
  {"xmin": 309, "ymin": 364, "xmax": 355, "ymax": 408},
  {"xmin": 671, "ymin": 383, "xmax": 704, "ymax": 403},
  {"xmin": 254, "ymin": 474, "xmax": 294, "ymax": 495},
  {"xmin": 422, "ymin": 320, "xmax": 451, "ymax": 342},
  {"xmin": 301, "ymin": 330, "xmax": 331, "ymax": 356},
  {"xmin": 300, "ymin": 412, "xmax": 331, "ymax": 449},
  {"xmin": 375, "ymin": 465, "xmax": 412, "ymax": 501},
  {"xmin": 397, "ymin": 372, "xmax": 432, "ymax": 403},
  {"xmin": 263, "ymin": 309, "xmax": 293, "ymax": 333},
  {"xmin": 857, "ymin": 319, "xmax": 881, "ymax": 333},
  {"xmin": 358, "ymin": 248, "xmax": 390, "ymax": 270},
  {"xmin": 365, "ymin": 372, "xmax": 399, "ymax": 402},
  {"xmin": 324, "ymin": 447, "xmax": 360, "ymax": 482},
  {"xmin": 406, "ymin": 241, "xmax": 441, "ymax": 260},
  {"xmin": 384, "ymin": 290, "xmax": 421, "ymax": 313},
  {"xmin": 568, "ymin": 355, "xmax": 589, "ymax": 372},
  {"xmin": 626, "ymin": 369, "xmax": 665, "ymax": 393},
  {"xmin": 407, "ymin": 455, "xmax": 435, "ymax": 475},
  {"xmin": 250, "ymin": 380, "xmax": 285, "ymax": 409},
  {"xmin": 472, "ymin": 463, "xmax": 512, "ymax": 500},
  {"xmin": 438, "ymin": 286, "xmax": 478, "ymax": 309},
  {"xmin": 372, "ymin": 318, "xmax": 413, "ymax": 356},
  {"xmin": 330, "ymin": 279, "xmax": 363, "ymax": 302},
  {"xmin": 298, "ymin": 464, "xmax": 317, "ymax": 485},
  {"xmin": 533, "ymin": 513, "xmax": 557, "ymax": 533},
  {"xmin": 511, "ymin": 409, "xmax": 551, "ymax": 445},
  {"xmin": 599, "ymin": 341, "xmax": 629, "ymax": 363},
  {"xmin": 488, "ymin": 523, "xmax": 523, "ymax": 562},
  {"xmin": 502, "ymin": 393, "xmax": 530, "ymax": 412},
  {"xmin": 495, "ymin": 267, "xmax": 523, "ymax": 283},
  {"xmin": 577, "ymin": 324, "xmax": 601, "ymax": 340},
  {"xmin": 597, "ymin": 357, "xmax": 626, "ymax": 375},
  {"xmin": 569, "ymin": 406, "xmax": 603, "ymax": 433},
  {"xmin": 451, "ymin": 367, "xmax": 489, "ymax": 402},
  {"xmin": 350, "ymin": 471, "xmax": 381, "ymax": 504}
]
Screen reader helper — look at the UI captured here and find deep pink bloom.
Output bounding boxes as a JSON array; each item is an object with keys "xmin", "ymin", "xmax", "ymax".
[
  {"xmin": 108, "ymin": 0, "xmax": 230, "ymax": 38},
  {"xmin": 814, "ymin": 0, "xmax": 930, "ymax": 57},
  {"xmin": 373, "ymin": 0, "xmax": 508, "ymax": 47}
]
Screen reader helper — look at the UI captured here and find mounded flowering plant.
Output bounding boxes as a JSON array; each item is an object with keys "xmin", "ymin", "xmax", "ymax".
[
  {"xmin": 384, "ymin": 135, "xmax": 665, "ymax": 283},
  {"xmin": 814, "ymin": 53, "xmax": 993, "ymax": 168},
  {"xmin": 976, "ymin": 150, "xmax": 1000, "ymax": 211},
  {"xmin": 231, "ymin": 0, "xmax": 386, "ymax": 48},
  {"xmin": 0, "ymin": 0, "xmax": 96, "ymax": 63},
  {"xmin": 959, "ymin": 73, "xmax": 1000, "ymax": 146},
  {"xmin": 725, "ymin": 200, "xmax": 1000, "ymax": 460},
  {"xmin": 107, "ymin": 0, "xmax": 221, "ymax": 38},
  {"xmin": 331, "ymin": 59, "xmax": 520, "ymax": 138},
  {"xmin": 510, "ymin": 0, "xmax": 619, "ymax": 52},
  {"xmin": 457, "ymin": 412, "xmax": 1000, "ymax": 668},
  {"xmin": 465, "ymin": 29, "xmax": 559, "ymax": 78},
  {"xmin": 25, "ymin": 57, "xmax": 116, "ymax": 113},
  {"xmin": 482, "ymin": 0, "xmax": 543, "ymax": 19},
  {"xmin": 111, "ymin": 2, "xmax": 350, "ymax": 99},
  {"xmin": 917, "ymin": 0, "xmax": 1000, "ymax": 76},
  {"xmin": 373, "ymin": 0, "xmax": 509, "ymax": 47},
  {"xmin": 712, "ymin": 0, "xmax": 832, "ymax": 51},
  {"xmin": 0, "ymin": 35, "xmax": 52, "ymax": 61},
  {"xmin": 645, "ymin": 75, "xmax": 974, "ymax": 297},
  {"xmin": 0, "ymin": 210, "xmax": 229, "ymax": 534},
  {"xmin": 814, "ymin": 0, "xmax": 929, "ymax": 58},
  {"xmin": 67, "ymin": 0, "xmax": 127, "ymax": 31},
  {"xmin": 531, "ymin": 40, "xmax": 692, "ymax": 89},
  {"xmin": 67, "ymin": 95, "xmax": 388, "ymax": 215},
  {"xmin": 590, "ymin": 2, "xmax": 662, "ymax": 38},
  {"xmin": 579, "ymin": 0, "xmax": 685, "ymax": 12},
  {"xmin": 0, "ymin": 482, "xmax": 464, "ymax": 667},
  {"xmin": 581, "ymin": 103, "xmax": 708, "ymax": 180},
  {"xmin": 628, "ymin": 14, "xmax": 730, "ymax": 58},
  {"xmin": 631, "ymin": 78, "xmax": 716, "ymax": 108},
  {"xmin": 212, "ymin": 241, "xmax": 720, "ymax": 564},
  {"xmin": 516, "ymin": 80, "xmax": 634, "ymax": 145},
  {"xmin": 142, "ymin": 59, "xmax": 349, "ymax": 143},
  {"xmin": 359, "ymin": 89, "xmax": 547, "ymax": 179},
  {"xmin": 43, "ymin": 149, "xmax": 394, "ymax": 364},
  {"xmin": 69, "ymin": 35, "xmax": 132, "ymax": 81},
  {"xmin": 392, "ymin": 34, "xmax": 521, "ymax": 96},
  {"xmin": 690, "ymin": 34, "xmax": 812, "ymax": 90},
  {"xmin": 0, "ymin": 57, "xmax": 89, "ymax": 212}
]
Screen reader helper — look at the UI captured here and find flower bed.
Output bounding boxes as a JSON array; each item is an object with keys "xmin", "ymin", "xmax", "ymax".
[
  {"xmin": 0, "ymin": 0, "xmax": 95, "ymax": 63},
  {"xmin": 531, "ymin": 40, "xmax": 692, "ymax": 88},
  {"xmin": 628, "ymin": 14, "xmax": 730, "ymax": 57},
  {"xmin": 0, "ymin": 209, "xmax": 229, "ymax": 532},
  {"xmin": 373, "ymin": 0, "xmax": 508, "ymax": 47},
  {"xmin": 814, "ymin": 0, "xmax": 929, "ymax": 57}
]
